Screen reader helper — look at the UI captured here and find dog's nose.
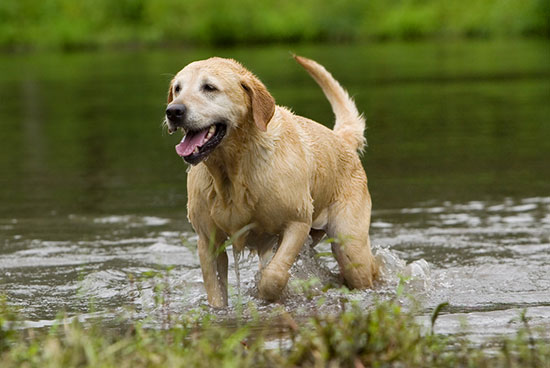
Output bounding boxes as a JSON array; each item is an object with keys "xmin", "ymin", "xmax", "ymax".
[{"xmin": 166, "ymin": 104, "xmax": 187, "ymax": 124}]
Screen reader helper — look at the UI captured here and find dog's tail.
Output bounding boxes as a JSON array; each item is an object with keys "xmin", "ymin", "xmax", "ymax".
[{"xmin": 294, "ymin": 55, "xmax": 366, "ymax": 152}]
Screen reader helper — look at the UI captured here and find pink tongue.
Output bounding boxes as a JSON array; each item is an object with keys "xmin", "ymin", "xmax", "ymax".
[{"xmin": 175, "ymin": 128, "xmax": 209, "ymax": 157}]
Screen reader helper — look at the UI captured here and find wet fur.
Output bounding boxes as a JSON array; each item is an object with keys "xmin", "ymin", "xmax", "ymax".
[{"xmin": 166, "ymin": 56, "xmax": 377, "ymax": 307}]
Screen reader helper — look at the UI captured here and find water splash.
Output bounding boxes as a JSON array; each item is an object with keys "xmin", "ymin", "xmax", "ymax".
[
  {"xmin": 374, "ymin": 246, "xmax": 432, "ymax": 294},
  {"xmin": 233, "ymin": 247, "xmax": 243, "ymax": 295}
]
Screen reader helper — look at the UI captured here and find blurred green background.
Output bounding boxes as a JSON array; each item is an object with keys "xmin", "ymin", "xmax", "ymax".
[{"xmin": 0, "ymin": 0, "xmax": 548, "ymax": 50}]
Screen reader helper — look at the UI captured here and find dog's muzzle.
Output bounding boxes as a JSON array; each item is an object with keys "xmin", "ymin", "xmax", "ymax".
[{"xmin": 166, "ymin": 104, "xmax": 187, "ymax": 131}]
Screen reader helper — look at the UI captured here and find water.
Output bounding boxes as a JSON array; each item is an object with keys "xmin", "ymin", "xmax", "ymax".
[{"xmin": 1, "ymin": 40, "xmax": 549, "ymax": 341}]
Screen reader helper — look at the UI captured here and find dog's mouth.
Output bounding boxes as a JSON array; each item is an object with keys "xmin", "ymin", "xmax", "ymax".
[{"xmin": 175, "ymin": 122, "xmax": 227, "ymax": 165}]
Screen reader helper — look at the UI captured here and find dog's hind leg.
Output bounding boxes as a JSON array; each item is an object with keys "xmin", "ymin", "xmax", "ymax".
[
  {"xmin": 327, "ymin": 191, "xmax": 378, "ymax": 289},
  {"xmin": 258, "ymin": 221, "xmax": 310, "ymax": 301}
]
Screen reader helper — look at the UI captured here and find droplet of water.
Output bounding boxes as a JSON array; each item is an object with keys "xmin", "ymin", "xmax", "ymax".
[
  {"xmin": 374, "ymin": 246, "xmax": 407, "ymax": 284},
  {"xmin": 233, "ymin": 247, "xmax": 242, "ymax": 295},
  {"xmin": 374, "ymin": 246, "xmax": 432, "ymax": 293},
  {"xmin": 403, "ymin": 259, "xmax": 432, "ymax": 292}
]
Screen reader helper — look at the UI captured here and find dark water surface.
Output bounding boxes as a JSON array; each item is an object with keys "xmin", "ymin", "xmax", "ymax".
[{"xmin": 1, "ymin": 41, "xmax": 549, "ymax": 340}]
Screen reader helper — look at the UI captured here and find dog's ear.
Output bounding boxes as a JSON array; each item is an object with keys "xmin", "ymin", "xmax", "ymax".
[
  {"xmin": 241, "ymin": 76, "xmax": 275, "ymax": 132},
  {"xmin": 167, "ymin": 79, "xmax": 174, "ymax": 104}
]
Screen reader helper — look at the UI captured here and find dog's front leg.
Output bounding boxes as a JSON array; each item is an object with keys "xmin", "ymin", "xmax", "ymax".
[
  {"xmin": 197, "ymin": 234, "xmax": 228, "ymax": 308},
  {"xmin": 258, "ymin": 221, "xmax": 310, "ymax": 301}
]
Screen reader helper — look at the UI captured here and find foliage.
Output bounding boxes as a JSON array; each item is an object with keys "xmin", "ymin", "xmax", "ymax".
[
  {"xmin": 0, "ymin": 295, "xmax": 19, "ymax": 352},
  {"xmin": 1, "ymin": 292, "xmax": 549, "ymax": 367},
  {"xmin": 0, "ymin": 0, "xmax": 548, "ymax": 50}
]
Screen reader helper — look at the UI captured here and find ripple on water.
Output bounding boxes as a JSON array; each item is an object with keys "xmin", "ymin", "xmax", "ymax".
[
  {"xmin": 93, "ymin": 215, "xmax": 171, "ymax": 226},
  {"xmin": 1, "ymin": 197, "xmax": 549, "ymax": 342}
]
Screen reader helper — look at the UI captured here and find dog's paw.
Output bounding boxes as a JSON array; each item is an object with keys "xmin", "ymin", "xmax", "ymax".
[{"xmin": 258, "ymin": 267, "xmax": 289, "ymax": 301}]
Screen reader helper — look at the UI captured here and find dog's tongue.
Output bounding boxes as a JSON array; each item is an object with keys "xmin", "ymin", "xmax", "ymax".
[{"xmin": 175, "ymin": 128, "xmax": 209, "ymax": 157}]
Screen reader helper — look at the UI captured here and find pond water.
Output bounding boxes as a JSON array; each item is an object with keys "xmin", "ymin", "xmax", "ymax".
[{"xmin": 1, "ymin": 40, "xmax": 549, "ymax": 341}]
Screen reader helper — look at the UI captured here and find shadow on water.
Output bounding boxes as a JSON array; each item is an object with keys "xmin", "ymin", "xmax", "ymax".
[{"xmin": 0, "ymin": 40, "xmax": 549, "ymax": 341}]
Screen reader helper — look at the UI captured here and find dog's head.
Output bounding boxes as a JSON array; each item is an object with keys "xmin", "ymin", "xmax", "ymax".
[{"xmin": 165, "ymin": 57, "xmax": 275, "ymax": 165}]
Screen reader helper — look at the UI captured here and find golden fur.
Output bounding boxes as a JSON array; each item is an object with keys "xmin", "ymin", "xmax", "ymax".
[{"xmin": 165, "ymin": 56, "xmax": 377, "ymax": 307}]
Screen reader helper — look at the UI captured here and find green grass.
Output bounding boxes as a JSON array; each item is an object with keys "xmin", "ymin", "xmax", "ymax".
[
  {"xmin": 1, "ymin": 294, "xmax": 549, "ymax": 367},
  {"xmin": 0, "ymin": 0, "xmax": 548, "ymax": 51}
]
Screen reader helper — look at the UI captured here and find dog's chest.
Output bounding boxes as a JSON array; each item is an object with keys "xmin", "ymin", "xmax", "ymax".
[{"xmin": 208, "ymin": 188, "xmax": 256, "ymax": 235}]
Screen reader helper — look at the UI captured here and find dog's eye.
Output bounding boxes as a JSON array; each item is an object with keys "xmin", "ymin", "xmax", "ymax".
[
  {"xmin": 174, "ymin": 84, "xmax": 181, "ymax": 94},
  {"xmin": 201, "ymin": 83, "xmax": 218, "ymax": 92}
]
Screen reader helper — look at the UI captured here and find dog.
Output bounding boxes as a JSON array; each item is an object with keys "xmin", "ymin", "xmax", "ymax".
[{"xmin": 164, "ymin": 55, "xmax": 377, "ymax": 307}]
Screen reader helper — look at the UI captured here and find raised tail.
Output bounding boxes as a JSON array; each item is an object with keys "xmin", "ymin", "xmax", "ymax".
[{"xmin": 294, "ymin": 55, "xmax": 366, "ymax": 152}]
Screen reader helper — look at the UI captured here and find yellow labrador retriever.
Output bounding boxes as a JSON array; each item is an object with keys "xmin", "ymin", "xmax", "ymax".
[{"xmin": 165, "ymin": 56, "xmax": 377, "ymax": 307}]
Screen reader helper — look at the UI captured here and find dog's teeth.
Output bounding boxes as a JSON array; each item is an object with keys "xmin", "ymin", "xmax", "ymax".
[
  {"xmin": 194, "ymin": 147, "xmax": 199, "ymax": 154},
  {"xmin": 205, "ymin": 125, "xmax": 216, "ymax": 141}
]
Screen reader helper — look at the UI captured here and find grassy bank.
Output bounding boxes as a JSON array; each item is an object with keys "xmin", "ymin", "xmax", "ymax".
[
  {"xmin": 1, "ymin": 296, "xmax": 549, "ymax": 367},
  {"xmin": 0, "ymin": 0, "xmax": 548, "ymax": 51}
]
